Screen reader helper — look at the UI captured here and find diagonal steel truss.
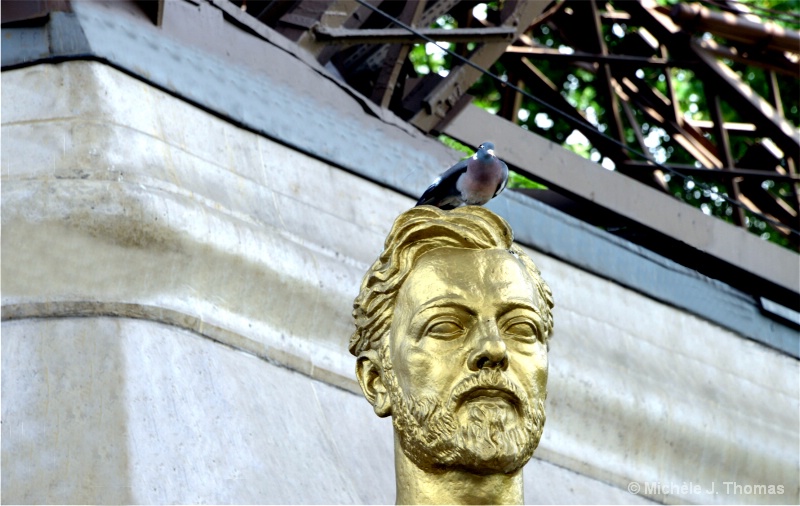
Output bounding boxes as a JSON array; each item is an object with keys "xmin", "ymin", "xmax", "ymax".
[{"xmin": 222, "ymin": 0, "xmax": 798, "ymax": 247}]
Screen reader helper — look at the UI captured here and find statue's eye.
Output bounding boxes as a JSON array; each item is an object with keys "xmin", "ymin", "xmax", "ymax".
[
  {"xmin": 504, "ymin": 318, "xmax": 538, "ymax": 342},
  {"xmin": 425, "ymin": 319, "xmax": 464, "ymax": 340}
]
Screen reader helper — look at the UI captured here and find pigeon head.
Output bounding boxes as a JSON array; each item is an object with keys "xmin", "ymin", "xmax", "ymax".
[{"xmin": 475, "ymin": 142, "xmax": 496, "ymax": 162}]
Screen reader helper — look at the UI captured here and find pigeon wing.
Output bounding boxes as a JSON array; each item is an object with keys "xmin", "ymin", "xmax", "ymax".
[
  {"xmin": 416, "ymin": 159, "xmax": 469, "ymax": 207},
  {"xmin": 492, "ymin": 159, "xmax": 509, "ymax": 198}
]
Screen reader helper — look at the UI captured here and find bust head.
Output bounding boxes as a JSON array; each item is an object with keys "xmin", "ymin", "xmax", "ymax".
[{"xmin": 351, "ymin": 206, "xmax": 554, "ymax": 483}]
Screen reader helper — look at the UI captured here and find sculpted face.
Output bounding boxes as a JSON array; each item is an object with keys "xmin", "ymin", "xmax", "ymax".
[{"xmin": 383, "ymin": 247, "xmax": 548, "ymax": 473}]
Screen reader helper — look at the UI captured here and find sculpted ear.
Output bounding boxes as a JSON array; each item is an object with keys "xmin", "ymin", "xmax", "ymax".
[{"xmin": 356, "ymin": 350, "xmax": 392, "ymax": 418}]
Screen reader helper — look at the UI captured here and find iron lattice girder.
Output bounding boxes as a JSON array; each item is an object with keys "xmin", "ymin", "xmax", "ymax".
[
  {"xmin": 339, "ymin": 0, "xmax": 461, "ymax": 74},
  {"xmin": 510, "ymin": 0, "xmax": 799, "ymax": 236},
  {"xmin": 624, "ymin": 0, "xmax": 799, "ymax": 237},
  {"xmin": 691, "ymin": 41, "xmax": 799, "ymax": 157},
  {"xmin": 696, "ymin": 36, "xmax": 799, "ymax": 78},
  {"xmin": 500, "ymin": 54, "xmax": 630, "ymax": 165},
  {"xmin": 369, "ymin": 1, "xmax": 427, "ymax": 108},
  {"xmin": 265, "ymin": 0, "xmax": 798, "ymax": 237},
  {"xmin": 407, "ymin": 0, "xmax": 550, "ymax": 132},
  {"xmin": 671, "ymin": 1, "xmax": 800, "ymax": 55},
  {"xmin": 505, "ymin": 46, "xmax": 697, "ymax": 68},
  {"xmin": 625, "ymin": 0, "xmax": 800, "ymax": 157}
]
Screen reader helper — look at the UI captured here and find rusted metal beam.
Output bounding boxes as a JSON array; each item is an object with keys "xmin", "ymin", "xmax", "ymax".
[
  {"xmin": 497, "ymin": 76, "xmax": 524, "ymax": 124},
  {"xmin": 737, "ymin": 142, "xmax": 799, "ymax": 237},
  {"xmin": 612, "ymin": 73, "xmax": 724, "ymax": 169},
  {"xmin": 505, "ymin": 45, "xmax": 697, "ymax": 67},
  {"xmin": 686, "ymin": 120, "xmax": 756, "ymax": 133},
  {"xmin": 630, "ymin": 0, "xmax": 683, "ymax": 39},
  {"xmin": 671, "ymin": 2, "xmax": 800, "ymax": 55},
  {"xmin": 589, "ymin": 0, "xmax": 625, "ymax": 146},
  {"xmin": 628, "ymin": 1, "xmax": 800, "ymax": 158},
  {"xmin": 370, "ymin": 0, "xmax": 426, "ymax": 108},
  {"xmin": 600, "ymin": 11, "xmax": 631, "ymax": 21},
  {"xmin": 739, "ymin": 181, "xmax": 799, "ymax": 222},
  {"xmin": 620, "ymin": 101, "xmax": 650, "ymax": 159},
  {"xmin": 694, "ymin": 38, "xmax": 799, "ymax": 78},
  {"xmin": 207, "ymin": 0, "xmax": 330, "ymax": 73},
  {"xmin": 503, "ymin": 55, "xmax": 629, "ymax": 164},
  {"xmin": 342, "ymin": 0, "xmax": 459, "ymax": 75},
  {"xmin": 691, "ymin": 41, "xmax": 800, "ymax": 158},
  {"xmin": 619, "ymin": 100, "xmax": 669, "ymax": 191},
  {"xmin": 1, "ymin": 0, "xmax": 70, "ymax": 24},
  {"xmin": 312, "ymin": 25, "xmax": 516, "ymax": 45},
  {"xmin": 767, "ymin": 70, "xmax": 785, "ymax": 118},
  {"xmin": 620, "ymin": 0, "xmax": 800, "ymax": 235},
  {"xmin": 660, "ymin": 47, "xmax": 681, "ymax": 128},
  {"xmin": 295, "ymin": 0, "xmax": 360, "ymax": 57},
  {"xmin": 409, "ymin": 0, "xmax": 549, "ymax": 133},
  {"xmin": 708, "ymin": 92, "xmax": 746, "ymax": 226}
]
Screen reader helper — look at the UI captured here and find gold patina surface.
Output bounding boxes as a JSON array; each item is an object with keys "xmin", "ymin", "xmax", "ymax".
[{"xmin": 351, "ymin": 206, "xmax": 554, "ymax": 505}]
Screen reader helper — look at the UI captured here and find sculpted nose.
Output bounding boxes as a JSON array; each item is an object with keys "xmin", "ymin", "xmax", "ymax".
[{"xmin": 468, "ymin": 322, "xmax": 509, "ymax": 371}]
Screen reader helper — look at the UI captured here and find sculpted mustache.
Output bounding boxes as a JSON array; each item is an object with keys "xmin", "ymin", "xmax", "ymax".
[{"xmin": 449, "ymin": 368, "xmax": 526, "ymax": 406}]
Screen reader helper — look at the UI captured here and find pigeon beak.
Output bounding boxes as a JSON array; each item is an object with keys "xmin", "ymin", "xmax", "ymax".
[{"xmin": 486, "ymin": 149, "xmax": 495, "ymax": 156}]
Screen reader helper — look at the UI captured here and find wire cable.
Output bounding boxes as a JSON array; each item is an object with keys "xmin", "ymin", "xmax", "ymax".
[{"xmin": 354, "ymin": 0, "xmax": 800, "ymax": 238}]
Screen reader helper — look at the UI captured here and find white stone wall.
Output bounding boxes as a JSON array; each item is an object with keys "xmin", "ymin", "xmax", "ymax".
[{"xmin": 3, "ymin": 61, "xmax": 798, "ymax": 504}]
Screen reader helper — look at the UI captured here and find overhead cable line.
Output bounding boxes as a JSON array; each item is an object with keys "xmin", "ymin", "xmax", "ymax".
[{"xmin": 354, "ymin": 0, "xmax": 800, "ymax": 238}]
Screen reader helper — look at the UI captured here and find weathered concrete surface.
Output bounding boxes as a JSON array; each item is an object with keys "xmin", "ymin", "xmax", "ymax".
[
  {"xmin": 1, "ymin": 317, "xmax": 395, "ymax": 504},
  {"xmin": 2, "ymin": 317, "xmax": 652, "ymax": 504},
  {"xmin": 2, "ymin": 61, "xmax": 798, "ymax": 504}
]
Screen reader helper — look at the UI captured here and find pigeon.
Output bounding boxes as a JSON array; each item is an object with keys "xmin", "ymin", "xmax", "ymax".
[{"xmin": 416, "ymin": 142, "xmax": 509, "ymax": 210}]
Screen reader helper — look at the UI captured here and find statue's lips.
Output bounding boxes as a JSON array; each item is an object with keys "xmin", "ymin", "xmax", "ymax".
[{"xmin": 457, "ymin": 386, "xmax": 520, "ymax": 408}]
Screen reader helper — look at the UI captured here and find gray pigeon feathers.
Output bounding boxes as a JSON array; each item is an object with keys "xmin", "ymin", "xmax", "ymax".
[{"xmin": 416, "ymin": 142, "xmax": 509, "ymax": 210}]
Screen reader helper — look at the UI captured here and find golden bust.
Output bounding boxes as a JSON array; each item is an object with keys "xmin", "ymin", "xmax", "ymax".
[{"xmin": 350, "ymin": 206, "xmax": 554, "ymax": 504}]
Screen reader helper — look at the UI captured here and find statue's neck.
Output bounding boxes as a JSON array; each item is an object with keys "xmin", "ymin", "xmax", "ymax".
[{"xmin": 393, "ymin": 434, "xmax": 524, "ymax": 505}]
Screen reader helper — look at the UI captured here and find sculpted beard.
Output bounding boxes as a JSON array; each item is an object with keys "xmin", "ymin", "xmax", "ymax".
[{"xmin": 380, "ymin": 347, "xmax": 546, "ymax": 474}]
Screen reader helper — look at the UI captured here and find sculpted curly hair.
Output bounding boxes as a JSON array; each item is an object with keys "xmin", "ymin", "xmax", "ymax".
[{"xmin": 350, "ymin": 206, "xmax": 554, "ymax": 356}]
